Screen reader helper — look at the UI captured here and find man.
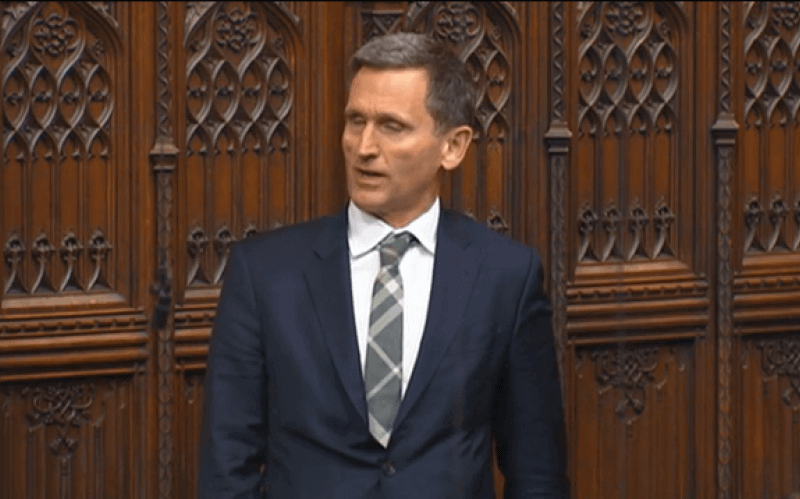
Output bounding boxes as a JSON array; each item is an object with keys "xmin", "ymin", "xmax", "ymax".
[{"xmin": 199, "ymin": 33, "xmax": 568, "ymax": 498}]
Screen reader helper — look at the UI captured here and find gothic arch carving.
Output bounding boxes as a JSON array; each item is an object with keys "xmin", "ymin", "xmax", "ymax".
[
  {"xmin": 182, "ymin": 1, "xmax": 300, "ymax": 288},
  {"xmin": 1, "ymin": 1, "xmax": 123, "ymax": 299},
  {"xmin": 574, "ymin": 2, "xmax": 690, "ymax": 270}
]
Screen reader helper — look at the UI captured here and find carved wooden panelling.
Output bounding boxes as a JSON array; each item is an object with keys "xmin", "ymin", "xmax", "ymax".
[
  {"xmin": 1, "ymin": 2, "xmax": 128, "ymax": 307},
  {"xmin": 743, "ymin": 193, "xmax": 800, "ymax": 253},
  {"xmin": 181, "ymin": 1, "xmax": 300, "ymax": 296},
  {"xmin": 173, "ymin": 371, "xmax": 205, "ymax": 499},
  {"xmin": 565, "ymin": 2, "xmax": 708, "ymax": 349},
  {"xmin": 573, "ymin": 2, "xmax": 695, "ymax": 277},
  {"xmin": 0, "ymin": 376, "xmax": 147, "ymax": 499},
  {"xmin": 735, "ymin": 2, "xmax": 800, "ymax": 334},
  {"xmin": 0, "ymin": 330, "xmax": 148, "ymax": 383},
  {"xmin": 573, "ymin": 343, "xmax": 695, "ymax": 499},
  {"xmin": 361, "ymin": 7, "xmax": 403, "ymax": 42},
  {"xmin": 740, "ymin": 338, "xmax": 800, "ymax": 499},
  {"xmin": 398, "ymin": 1, "xmax": 518, "ymax": 233},
  {"xmin": 591, "ymin": 345, "xmax": 659, "ymax": 421},
  {"xmin": 4, "ymin": 3, "xmax": 800, "ymax": 499},
  {"xmin": 758, "ymin": 338, "xmax": 800, "ymax": 409},
  {"xmin": 87, "ymin": 2, "xmax": 117, "ymax": 26},
  {"xmin": 3, "ymin": 228, "xmax": 113, "ymax": 295},
  {"xmin": 742, "ymin": 1, "xmax": 800, "ymax": 263},
  {"xmin": 577, "ymin": 199, "xmax": 676, "ymax": 262}
]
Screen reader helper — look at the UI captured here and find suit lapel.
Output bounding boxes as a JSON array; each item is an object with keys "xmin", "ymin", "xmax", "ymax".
[
  {"xmin": 306, "ymin": 209, "xmax": 368, "ymax": 425},
  {"xmin": 394, "ymin": 209, "xmax": 482, "ymax": 428}
]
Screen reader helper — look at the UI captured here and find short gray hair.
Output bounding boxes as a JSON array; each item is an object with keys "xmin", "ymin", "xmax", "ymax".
[{"xmin": 349, "ymin": 33, "xmax": 477, "ymax": 133}]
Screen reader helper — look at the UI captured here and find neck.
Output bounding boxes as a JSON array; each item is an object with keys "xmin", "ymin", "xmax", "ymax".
[
  {"xmin": 371, "ymin": 198, "xmax": 437, "ymax": 229},
  {"xmin": 378, "ymin": 212, "xmax": 420, "ymax": 229}
]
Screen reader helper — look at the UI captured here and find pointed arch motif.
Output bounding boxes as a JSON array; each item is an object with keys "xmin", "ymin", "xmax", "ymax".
[
  {"xmin": 575, "ymin": 2, "xmax": 686, "ymax": 266},
  {"xmin": 741, "ymin": 2, "xmax": 800, "ymax": 259},
  {"xmin": 1, "ymin": 1, "xmax": 119, "ymax": 296},
  {"xmin": 183, "ymin": 1, "xmax": 300, "ymax": 286}
]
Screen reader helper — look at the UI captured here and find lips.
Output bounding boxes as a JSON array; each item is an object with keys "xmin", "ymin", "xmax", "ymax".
[
  {"xmin": 353, "ymin": 168, "xmax": 387, "ymax": 189},
  {"xmin": 356, "ymin": 168, "xmax": 384, "ymax": 177}
]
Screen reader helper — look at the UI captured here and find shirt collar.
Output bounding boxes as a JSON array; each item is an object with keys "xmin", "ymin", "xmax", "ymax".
[{"xmin": 348, "ymin": 198, "xmax": 439, "ymax": 258}]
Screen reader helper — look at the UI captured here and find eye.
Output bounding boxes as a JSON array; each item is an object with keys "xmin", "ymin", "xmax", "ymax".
[
  {"xmin": 344, "ymin": 112, "xmax": 365, "ymax": 127},
  {"xmin": 381, "ymin": 120, "xmax": 405, "ymax": 133}
]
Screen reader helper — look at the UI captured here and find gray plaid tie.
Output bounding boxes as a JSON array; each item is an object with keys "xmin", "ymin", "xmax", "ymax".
[{"xmin": 364, "ymin": 231, "xmax": 415, "ymax": 447}]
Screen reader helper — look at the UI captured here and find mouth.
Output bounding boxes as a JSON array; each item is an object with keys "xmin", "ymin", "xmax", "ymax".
[{"xmin": 355, "ymin": 168, "xmax": 386, "ymax": 179}]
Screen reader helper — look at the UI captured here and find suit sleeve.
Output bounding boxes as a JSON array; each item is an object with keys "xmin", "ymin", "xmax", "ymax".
[
  {"xmin": 198, "ymin": 243, "xmax": 267, "ymax": 499},
  {"xmin": 492, "ymin": 251, "xmax": 569, "ymax": 498}
]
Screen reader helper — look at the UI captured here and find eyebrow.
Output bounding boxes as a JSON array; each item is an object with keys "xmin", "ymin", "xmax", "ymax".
[
  {"xmin": 344, "ymin": 108, "xmax": 412, "ymax": 126},
  {"xmin": 343, "ymin": 108, "xmax": 361, "ymax": 119}
]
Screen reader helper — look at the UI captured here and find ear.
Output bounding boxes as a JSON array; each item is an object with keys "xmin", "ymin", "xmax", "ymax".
[{"xmin": 440, "ymin": 125, "xmax": 474, "ymax": 171}]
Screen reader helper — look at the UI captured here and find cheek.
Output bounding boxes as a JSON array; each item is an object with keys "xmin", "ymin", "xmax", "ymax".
[
  {"xmin": 341, "ymin": 134, "xmax": 354, "ymax": 156},
  {"xmin": 393, "ymin": 143, "xmax": 441, "ymax": 177}
]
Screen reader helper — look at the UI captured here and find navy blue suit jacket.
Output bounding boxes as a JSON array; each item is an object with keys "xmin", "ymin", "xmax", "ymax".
[{"xmin": 198, "ymin": 207, "xmax": 568, "ymax": 498}]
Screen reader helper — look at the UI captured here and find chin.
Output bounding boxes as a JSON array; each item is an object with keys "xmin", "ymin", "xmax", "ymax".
[
  {"xmin": 350, "ymin": 192, "xmax": 387, "ymax": 215},
  {"xmin": 350, "ymin": 196, "xmax": 383, "ymax": 217}
]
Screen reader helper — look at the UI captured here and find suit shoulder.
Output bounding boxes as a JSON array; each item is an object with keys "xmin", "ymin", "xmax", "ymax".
[
  {"xmin": 446, "ymin": 209, "xmax": 542, "ymax": 268},
  {"xmin": 232, "ymin": 213, "xmax": 338, "ymax": 261}
]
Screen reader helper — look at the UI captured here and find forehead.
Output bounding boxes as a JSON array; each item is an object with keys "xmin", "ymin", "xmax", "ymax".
[{"xmin": 346, "ymin": 67, "xmax": 430, "ymax": 115}]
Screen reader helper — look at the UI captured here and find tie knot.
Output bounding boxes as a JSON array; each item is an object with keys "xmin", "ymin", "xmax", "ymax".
[{"xmin": 378, "ymin": 231, "xmax": 415, "ymax": 269}]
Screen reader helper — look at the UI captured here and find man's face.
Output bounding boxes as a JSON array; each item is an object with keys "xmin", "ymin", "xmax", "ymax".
[{"xmin": 342, "ymin": 67, "xmax": 448, "ymax": 227}]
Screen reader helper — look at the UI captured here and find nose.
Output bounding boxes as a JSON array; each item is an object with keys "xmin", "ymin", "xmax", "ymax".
[{"xmin": 356, "ymin": 123, "xmax": 379, "ymax": 160}]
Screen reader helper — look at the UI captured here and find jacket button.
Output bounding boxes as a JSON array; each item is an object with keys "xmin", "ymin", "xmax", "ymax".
[{"xmin": 382, "ymin": 460, "xmax": 396, "ymax": 476}]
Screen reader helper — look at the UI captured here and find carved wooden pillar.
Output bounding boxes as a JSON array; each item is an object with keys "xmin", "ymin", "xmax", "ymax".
[
  {"xmin": 545, "ymin": 1, "xmax": 570, "ymax": 393},
  {"xmin": 149, "ymin": 3, "xmax": 179, "ymax": 499},
  {"xmin": 712, "ymin": 4, "xmax": 737, "ymax": 499}
]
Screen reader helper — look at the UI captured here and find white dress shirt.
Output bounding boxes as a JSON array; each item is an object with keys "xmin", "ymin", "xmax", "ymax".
[{"xmin": 348, "ymin": 198, "xmax": 438, "ymax": 397}]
